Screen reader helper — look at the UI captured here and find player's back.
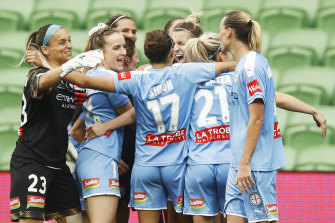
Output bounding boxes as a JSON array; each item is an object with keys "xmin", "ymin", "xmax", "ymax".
[
  {"xmin": 188, "ymin": 72, "xmax": 234, "ymax": 165},
  {"xmin": 113, "ymin": 62, "xmax": 215, "ymax": 166}
]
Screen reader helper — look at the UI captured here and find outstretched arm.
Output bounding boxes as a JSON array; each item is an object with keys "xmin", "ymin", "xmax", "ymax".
[
  {"xmin": 214, "ymin": 61, "xmax": 237, "ymax": 75},
  {"xmin": 276, "ymin": 91, "xmax": 327, "ymax": 136}
]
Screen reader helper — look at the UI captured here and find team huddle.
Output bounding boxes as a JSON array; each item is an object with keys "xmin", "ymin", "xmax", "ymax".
[{"xmin": 9, "ymin": 10, "xmax": 327, "ymax": 223}]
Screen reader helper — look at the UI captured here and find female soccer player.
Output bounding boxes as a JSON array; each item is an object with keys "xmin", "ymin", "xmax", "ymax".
[
  {"xmin": 106, "ymin": 14, "xmax": 137, "ymax": 42},
  {"xmin": 171, "ymin": 13, "xmax": 203, "ymax": 63},
  {"xmin": 75, "ymin": 27, "xmax": 133, "ymax": 223},
  {"xmin": 220, "ymin": 11, "xmax": 286, "ymax": 223},
  {"xmin": 9, "ymin": 24, "xmax": 102, "ymax": 223},
  {"xmin": 183, "ymin": 32, "xmax": 327, "ymax": 223},
  {"xmin": 49, "ymin": 29, "xmax": 236, "ymax": 223}
]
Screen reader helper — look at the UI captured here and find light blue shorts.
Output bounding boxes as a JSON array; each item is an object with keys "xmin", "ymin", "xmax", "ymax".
[
  {"xmin": 224, "ymin": 167, "xmax": 279, "ymax": 222},
  {"xmin": 129, "ymin": 162, "xmax": 186, "ymax": 212},
  {"xmin": 183, "ymin": 163, "xmax": 229, "ymax": 216},
  {"xmin": 76, "ymin": 148, "xmax": 120, "ymax": 199}
]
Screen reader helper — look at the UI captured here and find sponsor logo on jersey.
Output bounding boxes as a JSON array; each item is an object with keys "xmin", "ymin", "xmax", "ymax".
[
  {"xmin": 190, "ymin": 198, "xmax": 205, "ymax": 210},
  {"xmin": 149, "ymin": 79, "xmax": 174, "ymax": 98},
  {"xmin": 118, "ymin": 71, "xmax": 131, "ymax": 80},
  {"xmin": 10, "ymin": 197, "xmax": 20, "ymax": 210},
  {"xmin": 247, "ymin": 79, "xmax": 262, "ymax": 97},
  {"xmin": 266, "ymin": 204, "xmax": 278, "ymax": 216},
  {"xmin": 177, "ymin": 196, "xmax": 183, "ymax": 208},
  {"xmin": 18, "ymin": 128, "xmax": 23, "ymax": 137},
  {"xmin": 195, "ymin": 125, "xmax": 230, "ymax": 143},
  {"xmin": 27, "ymin": 195, "xmax": 45, "ymax": 209},
  {"xmin": 274, "ymin": 122, "xmax": 281, "ymax": 139},
  {"xmin": 249, "ymin": 192, "xmax": 262, "ymax": 206},
  {"xmin": 109, "ymin": 179, "xmax": 120, "ymax": 190},
  {"xmin": 146, "ymin": 128, "xmax": 186, "ymax": 146},
  {"xmin": 134, "ymin": 192, "xmax": 147, "ymax": 203},
  {"xmin": 56, "ymin": 94, "xmax": 75, "ymax": 103},
  {"xmin": 82, "ymin": 178, "xmax": 100, "ymax": 192}
]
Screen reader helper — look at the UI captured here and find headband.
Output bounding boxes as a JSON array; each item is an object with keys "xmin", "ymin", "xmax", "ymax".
[
  {"xmin": 43, "ymin": 24, "xmax": 63, "ymax": 46},
  {"xmin": 88, "ymin": 23, "xmax": 107, "ymax": 36},
  {"xmin": 209, "ymin": 44, "xmax": 222, "ymax": 60},
  {"xmin": 173, "ymin": 27, "xmax": 196, "ymax": 38},
  {"xmin": 110, "ymin": 15, "xmax": 129, "ymax": 27}
]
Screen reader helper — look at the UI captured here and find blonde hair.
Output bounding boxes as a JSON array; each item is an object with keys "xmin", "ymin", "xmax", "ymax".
[
  {"xmin": 185, "ymin": 32, "xmax": 221, "ymax": 62},
  {"xmin": 222, "ymin": 11, "xmax": 262, "ymax": 52}
]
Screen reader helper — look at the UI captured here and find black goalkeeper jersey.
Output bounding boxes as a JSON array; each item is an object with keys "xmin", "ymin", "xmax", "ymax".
[{"xmin": 12, "ymin": 67, "xmax": 76, "ymax": 168}]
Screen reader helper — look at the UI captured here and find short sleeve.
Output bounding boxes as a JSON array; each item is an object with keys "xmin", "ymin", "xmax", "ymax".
[
  {"xmin": 28, "ymin": 67, "xmax": 50, "ymax": 99},
  {"xmin": 112, "ymin": 71, "xmax": 141, "ymax": 96},
  {"xmin": 243, "ymin": 52, "xmax": 266, "ymax": 105},
  {"xmin": 107, "ymin": 93, "xmax": 129, "ymax": 108}
]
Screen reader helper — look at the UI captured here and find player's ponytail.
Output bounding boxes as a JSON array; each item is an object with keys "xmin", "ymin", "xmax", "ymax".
[{"xmin": 222, "ymin": 11, "xmax": 262, "ymax": 52}]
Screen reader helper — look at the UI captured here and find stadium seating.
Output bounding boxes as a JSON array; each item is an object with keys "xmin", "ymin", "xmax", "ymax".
[
  {"xmin": 294, "ymin": 145, "xmax": 335, "ymax": 171},
  {"xmin": 258, "ymin": 0, "xmax": 319, "ymax": 34},
  {"xmin": 280, "ymin": 146, "xmax": 297, "ymax": 171},
  {"xmin": 277, "ymin": 66, "xmax": 335, "ymax": 105},
  {"xmin": 68, "ymin": 29, "xmax": 90, "ymax": 56},
  {"xmin": 0, "ymin": 124, "xmax": 19, "ymax": 171},
  {"xmin": 324, "ymin": 34, "xmax": 335, "ymax": 69},
  {"xmin": 267, "ymin": 29, "xmax": 328, "ymax": 73},
  {"xmin": 284, "ymin": 124, "xmax": 333, "ymax": 150},
  {"xmin": 0, "ymin": 84, "xmax": 23, "ymax": 111},
  {"xmin": 0, "ymin": 0, "xmax": 35, "ymax": 31},
  {"xmin": 135, "ymin": 30, "xmax": 149, "ymax": 66},
  {"xmin": 316, "ymin": 0, "xmax": 335, "ymax": 35},
  {"xmin": 86, "ymin": 0, "xmax": 148, "ymax": 29},
  {"xmin": 0, "ymin": 31, "xmax": 31, "ymax": 69},
  {"xmin": 202, "ymin": 0, "xmax": 263, "ymax": 32},
  {"xmin": 30, "ymin": 0, "xmax": 91, "ymax": 30},
  {"xmin": 286, "ymin": 106, "xmax": 335, "ymax": 144},
  {"xmin": 142, "ymin": 0, "xmax": 203, "ymax": 30}
]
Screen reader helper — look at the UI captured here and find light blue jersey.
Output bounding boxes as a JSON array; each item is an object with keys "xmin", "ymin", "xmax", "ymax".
[
  {"xmin": 112, "ymin": 63, "xmax": 216, "ymax": 166},
  {"xmin": 79, "ymin": 67, "xmax": 129, "ymax": 161},
  {"xmin": 230, "ymin": 51, "xmax": 286, "ymax": 171},
  {"xmin": 187, "ymin": 72, "xmax": 234, "ymax": 165}
]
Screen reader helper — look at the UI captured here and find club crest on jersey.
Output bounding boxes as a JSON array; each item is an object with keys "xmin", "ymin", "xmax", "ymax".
[
  {"xmin": 266, "ymin": 204, "xmax": 278, "ymax": 216},
  {"xmin": 118, "ymin": 71, "xmax": 131, "ymax": 80},
  {"xmin": 177, "ymin": 196, "xmax": 183, "ymax": 208},
  {"xmin": 82, "ymin": 178, "xmax": 100, "ymax": 192},
  {"xmin": 134, "ymin": 192, "xmax": 147, "ymax": 203},
  {"xmin": 10, "ymin": 197, "xmax": 20, "ymax": 210},
  {"xmin": 190, "ymin": 198, "xmax": 205, "ymax": 210},
  {"xmin": 249, "ymin": 192, "xmax": 262, "ymax": 206},
  {"xmin": 247, "ymin": 79, "xmax": 262, "ymax": 96},
  {"xmin": 109, "ymin": 179, "xmax": 120, "ymax": 190},
  {"xmin": 27, "ymin": 195, "xmax": 45, "ymax": 209}
]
